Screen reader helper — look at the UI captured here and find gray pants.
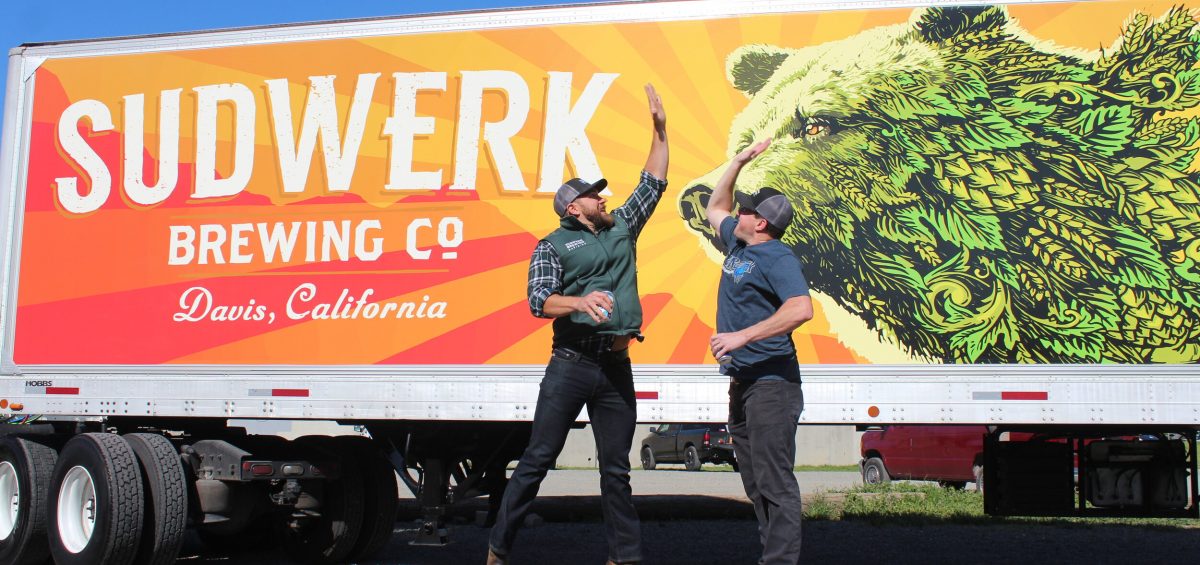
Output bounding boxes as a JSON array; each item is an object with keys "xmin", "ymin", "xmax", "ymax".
[{"xmin": 729, "ymin": 378, "xmax": 804, "ymax": 565}]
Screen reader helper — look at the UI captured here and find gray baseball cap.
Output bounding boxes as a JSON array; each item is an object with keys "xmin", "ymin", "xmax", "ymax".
[
  {"xmin": 553, "ymin": 177, "xmax": 608, "ymax": 217},
  {"xmin": 735, "ymin": 187, "xmax": 793, "ymax": 231}
]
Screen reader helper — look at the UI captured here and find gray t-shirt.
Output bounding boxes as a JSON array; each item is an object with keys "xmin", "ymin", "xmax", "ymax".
[{"xmin": 716, "ymin": 216, "xmax": 810, "ymax": 378}]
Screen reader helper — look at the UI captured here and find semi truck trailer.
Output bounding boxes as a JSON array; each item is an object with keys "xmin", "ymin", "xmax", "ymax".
[{"xmin": 4, "ymin": 0, "xmax": 1200, "ymax": 562}]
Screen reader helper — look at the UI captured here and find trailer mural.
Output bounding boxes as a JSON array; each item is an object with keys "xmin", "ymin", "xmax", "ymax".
[
  {"xmin": 678, "ymin": 5, "xmax": 1200, "ymax": 364},
  {"xmin": 11, "ymin": 1, "xmax": 1200, "ymax": 365}
]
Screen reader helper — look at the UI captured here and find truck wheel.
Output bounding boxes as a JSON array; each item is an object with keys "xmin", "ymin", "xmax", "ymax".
[
  {"xmin": 49, "ymin": 433, "xmax": 144, "ymax": 565},
  {"xmin": 279, "ymin": 436, "xmax": 365, "ymax": 564},
  {"xmin": 683, "ymin": 446, "xmax": 702, "ymax": 472},
  {"xmin": 862, "ymin": 457, "xmax": 890, "ymax": 485},
  {"xmin": 0, "ymin": 436, "xmax": 58, "ymax": 565},
  {"xmin": 123, "ymin": 433, "xmax": 186, "ymax": 565},
  {"xmin": 338, "ymin": 437, "xmax": 398, "ymax": 563},
  {"xmin": 640, "ymin": 447, "xmax": 656, "ymax": 471}
]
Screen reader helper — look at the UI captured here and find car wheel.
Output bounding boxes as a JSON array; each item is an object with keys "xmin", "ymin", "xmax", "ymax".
[
  {"xmin": 640, "ymin": 447, "xmax": 656, "ymax": 471},
  {"xmin": 938, "ymin": 481, "xmax": 967, "ymax": 490},
  {"xmin": 683, "ymin": 446, "xmax": 702, "ymax": 472},
  {"xmin": 973, "ymin": 464, "xmax": 985, "ymax": 494},
  {"xmin": 862, "ymin": 457, "xmax": 889, "ymax": 485}
]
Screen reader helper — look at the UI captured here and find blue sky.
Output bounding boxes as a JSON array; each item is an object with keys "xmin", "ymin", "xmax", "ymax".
[{"xmin": 0, "ymin": 0, "xmax": 596, "ymax": 135}]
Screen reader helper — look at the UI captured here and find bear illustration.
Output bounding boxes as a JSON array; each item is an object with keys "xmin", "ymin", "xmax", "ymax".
[{"xmin": 678, "ymin": 6, "xmax": 1200, "ymax": 363}]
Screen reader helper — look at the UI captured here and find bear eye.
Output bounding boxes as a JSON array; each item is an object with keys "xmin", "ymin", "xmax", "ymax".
[{"xmin": 791, "ymin": 114, "xmax": 838, "ymax": 140}]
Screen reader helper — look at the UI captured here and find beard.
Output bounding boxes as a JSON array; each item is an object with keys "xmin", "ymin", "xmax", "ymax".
[{"xmin": 585, "ymin": 210, "xmax": 615, "ymax": 229}]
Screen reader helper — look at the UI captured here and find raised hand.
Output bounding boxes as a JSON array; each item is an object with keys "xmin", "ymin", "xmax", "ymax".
[
  {"xmin": 645, "ymin": 83, "xmax": 666, "ymax": 141},
  {"xmin": 733, "ymin": 138, "xmax": 771, "ymax": 166}
]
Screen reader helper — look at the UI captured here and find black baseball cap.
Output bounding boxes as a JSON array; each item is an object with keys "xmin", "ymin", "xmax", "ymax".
[
  {"xmin": 553, "ymin": 178, "xmax": 609, "ymax": 217},
  {"xmin": 735, "ymin": 187, "xmax": 793, "ymax": 231}
]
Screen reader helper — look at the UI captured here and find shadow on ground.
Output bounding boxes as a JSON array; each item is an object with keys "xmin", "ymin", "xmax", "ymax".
[{"xmin": 177, "ymin": 495, "xmax": 1200, "ymax": 564}]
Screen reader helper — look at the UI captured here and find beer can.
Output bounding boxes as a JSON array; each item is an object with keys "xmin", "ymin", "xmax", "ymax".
[
  {"xmin": 598, "ymin": 290, "xmax": 614, "ymax": 320},
  {"xmin": 718, "ymin": 355, "xmax": 733, "ymax": 366}
]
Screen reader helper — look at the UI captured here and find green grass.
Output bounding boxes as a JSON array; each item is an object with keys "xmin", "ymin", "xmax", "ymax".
[
  {"xmin": 803, "ymin": 483, "xmax": 1200, "ymax": 529},
  {"xmin": 795, "ymin": 464, "xmax": 859, "ymax": 472},
  {"xmin": 693, "ymin": 463, "xmax": 859, "ymax": 472},
  {"xmin": 560, "ymin": 464, "xmax": 856, "ymax": 472}
]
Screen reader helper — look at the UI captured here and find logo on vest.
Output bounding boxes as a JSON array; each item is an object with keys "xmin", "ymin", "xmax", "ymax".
[
  {"xmin": 723, "ymin": 256, "xmax": 756, "ymax": 283},
  {"xmin": 565, "ymin": 239, "xmax": 587, "ymax": 252}
]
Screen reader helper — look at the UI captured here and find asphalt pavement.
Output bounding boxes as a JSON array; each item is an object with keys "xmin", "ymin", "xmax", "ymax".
[{"xmin": 175, "ymin": 469, "xmax": 1200, "ymax": 564}]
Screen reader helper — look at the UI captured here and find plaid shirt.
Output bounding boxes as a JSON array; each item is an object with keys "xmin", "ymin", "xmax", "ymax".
[{"xmin": 528, "ymin": 171, "xmax": 668, "ymax": 354}]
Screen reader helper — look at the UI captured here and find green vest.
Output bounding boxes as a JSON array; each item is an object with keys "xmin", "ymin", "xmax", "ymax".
[{"xmin": 543, "ymin": 215, "xmax": 643, "ymax": 344}]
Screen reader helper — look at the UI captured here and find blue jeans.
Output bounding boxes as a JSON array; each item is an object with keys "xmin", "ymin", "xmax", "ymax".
[
  {"xmin": 730, "ymin": 377, "xmax": 804, "ymax": 565},
  {"xmin": 489, "ymin": 348, "xmax": 642, "ymax": 562}
]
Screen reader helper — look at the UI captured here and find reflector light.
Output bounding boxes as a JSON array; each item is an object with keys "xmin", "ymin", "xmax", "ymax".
[{"xmin": 251, "ymin": 464, "xmax": 274, "ymax": 476}]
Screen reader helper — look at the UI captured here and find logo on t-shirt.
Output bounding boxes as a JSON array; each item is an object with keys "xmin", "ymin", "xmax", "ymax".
[
  {"xmin": 723, "ymin": 256, "xmax": 755, "ymax": 283},
  {"xmin": 565, "ymin": 239, "xmax": 587, "ymax": 251}
]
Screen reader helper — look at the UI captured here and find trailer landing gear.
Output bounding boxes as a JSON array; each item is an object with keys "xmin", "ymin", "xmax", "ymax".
[{"xmin": 372, "ymin": 421, "xmax": 531, "ymax": 547}]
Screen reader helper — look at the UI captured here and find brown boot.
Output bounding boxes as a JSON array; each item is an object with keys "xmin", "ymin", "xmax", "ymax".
[{"xmin": 487, "ymin": 549, "xmax": 508, "ymax": 565}]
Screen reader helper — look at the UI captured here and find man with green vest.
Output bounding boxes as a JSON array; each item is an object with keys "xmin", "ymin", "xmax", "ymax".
[{"xmin": 487, "ymin": 84, "xmax": 668, "ymax": 565}]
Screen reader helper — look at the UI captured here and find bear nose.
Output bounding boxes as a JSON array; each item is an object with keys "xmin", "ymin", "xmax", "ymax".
[{"xmin": 677, "ymin": 182, "xmax": 721, "ymax": 248}]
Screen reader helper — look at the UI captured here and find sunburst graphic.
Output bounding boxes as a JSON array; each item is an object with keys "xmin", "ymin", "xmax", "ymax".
[{"xmin": 14, "ymin": 2, "xmax": 1170, "ymax": 365}]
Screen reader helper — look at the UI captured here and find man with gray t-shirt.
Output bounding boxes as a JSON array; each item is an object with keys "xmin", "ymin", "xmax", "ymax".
[{"xmin": 705, "ymin": 138, "xmax": 813, "ymax": 565}]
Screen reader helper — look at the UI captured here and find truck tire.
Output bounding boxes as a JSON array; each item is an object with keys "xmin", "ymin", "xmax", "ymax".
[
  {"xmin": 640, "ymin": 447, "xmax": 656, "ymax": 471},
  {"xmin": 862, "ymin": 457, "xmax": 890, "ymax": 485},
  {"xmin": 338, "ymin": 437, "xmax": 398, "ymax": 563},
  {"xmin": 49, "ymin": 433, "xmax": 145, "ymax": 565},
  {"xmin": 123, "ymin": 433, "xmax": 186, "ymax": 565},
  {"xmin": 683, "ymin": 446, "xmax": 702, "ymax": 472},
  {"xmin": 279, "ymin": 436, "xmax": 365, "ymax": 564},
  {"xmin": 0, "ymin": 436, "xmax": 58, "ymax": 565}
]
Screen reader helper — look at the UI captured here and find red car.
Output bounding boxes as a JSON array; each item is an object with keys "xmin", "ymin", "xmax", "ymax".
[{"xmin": 860, "ymin": 425, "xmax": 987, "ymax": 491}]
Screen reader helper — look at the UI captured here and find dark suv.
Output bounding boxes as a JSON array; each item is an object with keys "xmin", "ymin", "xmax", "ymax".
[{"xmin": 639, "ymin": 423, "xmax": 736, "ymax": 471}]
